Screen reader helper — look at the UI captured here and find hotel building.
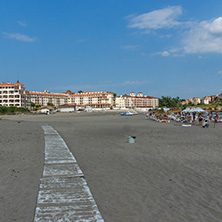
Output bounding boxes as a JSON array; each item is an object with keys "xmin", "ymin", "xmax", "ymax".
[
  {"xmin": 115, "ymin": 92, "xmax": 159, "ymax": 109},
  {"xmin": 29, "ymin": 90, "xmax": 114, "ymax": 108},
  {"xmin": 68, "ymin": 91, "xmax": 114, "ymax": 108},
  {"xmin": 0, "ymin": 81, "xmax": 30, "ymax": 108},
  {"xmin": 29, "ymin": 90, "xmax": 68, "ymax": 107}
]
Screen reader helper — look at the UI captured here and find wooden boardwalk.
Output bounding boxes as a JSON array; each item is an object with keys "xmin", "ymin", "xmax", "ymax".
[{"xmin": 34, "ymin": 125, "xmax": 104, "ymax": 222}]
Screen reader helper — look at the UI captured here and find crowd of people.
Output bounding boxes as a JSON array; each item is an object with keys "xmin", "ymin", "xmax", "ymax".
[
  {"xmin": 146, "ymin": 112, "xmax": 170, "ymax": 123},
  {"xmin": 146, "ymin": 111, "xmax": 221, "ymax": 128}
]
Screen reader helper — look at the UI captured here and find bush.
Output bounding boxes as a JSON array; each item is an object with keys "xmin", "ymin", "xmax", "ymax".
[{"xmin": 0, "ymin": 106, "xmax": 30, "ymax": 115}]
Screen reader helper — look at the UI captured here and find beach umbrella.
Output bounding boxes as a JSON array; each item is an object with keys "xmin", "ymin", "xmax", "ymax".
[
  {"xmin": 182, "ymin": 108, "xmax": 191, "ymax": 113},
  {"xmin": 189, "ymin": 108, "xmax": 198, "ymax": 112},
  {"xmin": 191, "ymin": 107, "xmax": 207, "ymax": 113}
]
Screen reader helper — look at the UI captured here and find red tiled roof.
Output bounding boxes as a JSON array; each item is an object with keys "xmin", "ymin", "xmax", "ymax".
[
  {"xmin": 135, "ymin": 96, "xmax": 157, "ymax": 99},
  {"xmin": 29, "ymin": 91, "xmax": 68, "ymax": 97},
  {"xmin": 122, "ymin": 95, "xmax": 132, "ymax": 97},
  {"xmin": 0, "ymin": 82, "xmax": 23, "ymax": 86},
  {"xmin": 71, "ymin": 92, "xmax": 113, "ymax": 97}
]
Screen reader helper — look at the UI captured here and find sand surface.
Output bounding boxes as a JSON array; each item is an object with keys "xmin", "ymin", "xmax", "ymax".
[{"xmin": 1, "ymin": 112, "xmax": 222, "ymax": 222}]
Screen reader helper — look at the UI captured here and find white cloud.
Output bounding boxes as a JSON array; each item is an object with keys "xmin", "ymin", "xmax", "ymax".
[
  {"xmin": 127, "ymin": 6, "xmax": 222, "ymax": 54},
  {"xmin": 209, "ymin": 17, "xmax": 222, "ymax": 34},
  {"xmin": 183, "ymin": 17, "xmax": 222, "ymax": 53},
  {"xmin": 152, "ymin": 50, "xmax": 170, "ymax": 57},
  {"xmin": 161, "ymin": 51, "xmax": 170, "ymax": 56},
  {"xmin": 128, "ymin": 6, "xmax": 183, "ymax": 30},
  {"xmin": 17, "ymin": 21, "xmax": 27, "ymax": 27},
  {"xmin": 3, "ymin": 32, "xmax": 37, "ymax": 42}
]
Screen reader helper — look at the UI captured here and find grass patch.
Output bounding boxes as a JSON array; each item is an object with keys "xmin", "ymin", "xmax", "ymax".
[{"xmin": 0, "ymin": 106, "xmax": 30, "ymax": 115}]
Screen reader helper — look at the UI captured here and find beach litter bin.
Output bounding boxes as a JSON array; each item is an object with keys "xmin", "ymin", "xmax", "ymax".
[{"xmin": 128, "ymin": 136, "xmax": 136, "ymax": 143}]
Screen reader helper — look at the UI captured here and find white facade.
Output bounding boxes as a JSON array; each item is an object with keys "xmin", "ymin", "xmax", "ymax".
[
  {"xmin": 59, "ymin": 106, "xmax": 75, "ymax": 112},
  {"xmin": 193, "ymin": 97, "xmax": 201, "ymax": 105},
  {"xmin": 29, "ymin": 90, "xmax": 68, "ymax": 107},
  {"xmin": 0, "ymin": 81, "xmax": 30, "ymax": 108},
  {"xmin": 115, "ymin": 95, "xmax": 134, "ymax": 108},
  {"xmin": 69, "ymin": 92, "xmax": 114, "ymax": 108},
  {"xmin": 116, "ymin": 93, "xmax": 159, "ymax": 109},
  {"xmin": 202, "ymin": 96, "xmax": 211, "ymax": 104},
  {"xmin": 29, "ymin": 90, "xmax": 114, "ymax": 108}
]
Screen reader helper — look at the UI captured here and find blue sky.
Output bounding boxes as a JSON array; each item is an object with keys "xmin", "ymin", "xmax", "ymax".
[{"xmin": 1, "ymin": 0, "xmax": 222, "ymax": 99}]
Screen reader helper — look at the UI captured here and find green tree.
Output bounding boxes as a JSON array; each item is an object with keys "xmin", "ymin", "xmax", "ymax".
[
  {"xmin": 47, "ymin": 102, "xmax": 54, "ymax": 106},
  {"xmin": 78, "ymin": 90, "xmax": 83, "ymax": 93},
  {"xmin": 159, "ymin": 96, "xmax": 185, "ymax": 108},
  {"xmin": 35, "ymin": 105, "xmax": 41, "ymax": 110},
  {"xmin": 31, "ymin": 102, "xmax": 35, "ymax": 111}
]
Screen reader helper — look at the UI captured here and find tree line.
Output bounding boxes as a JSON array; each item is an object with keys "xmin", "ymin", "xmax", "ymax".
[{"xmin": 159, "ymin": 96, "xmax": 185, "ymax": 108}]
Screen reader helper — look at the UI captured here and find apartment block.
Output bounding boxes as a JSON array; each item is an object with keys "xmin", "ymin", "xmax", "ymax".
[
  {"xmin": 116, "ymin": 92, "xmax": 159, "ymax": 109},
  {"xmin": 29, "ymin": 90, "xmax": 114, "ymax": 108},
  {"xmin": 68, "ymin": 91, "xmax": 114, "ymax": 108},
  {"xmin": 29, "ymin": 90, "xmax": 68, "ymax": 107},
  {"xmin": 0, "ymin": 81, "xmax": 30, "ymax": 107}
]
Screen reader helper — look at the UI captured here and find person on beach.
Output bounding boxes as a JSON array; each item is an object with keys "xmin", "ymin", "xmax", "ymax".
[
  {"xmin": 187, "ymin": 113, "xmax": 192, "ymax": 123},
  {"xmin": 198, "ymin": 113, "xmax": 203, "ymax": 126},
  {"xmin": 145, "ymin": 112, "xmax": 149, "ymax": 119},
  {"xmin": 202, "ymin": 119, "xmax": 209, "ymax": 128},
  {"xmin": 192, "ymin": 112, "xmax": 196, "ymax": 124},
  {"xmin": 214, "ymin": 115, "xmax": 218, "ymax": 128},
  {"xmin": 216, "ymin": 112, "xmax": 219, "ymax": 120}
]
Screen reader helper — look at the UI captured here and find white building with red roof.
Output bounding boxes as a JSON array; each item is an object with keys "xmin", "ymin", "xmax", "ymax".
[
  {"xmin": 68, "ymin": 91, "xmax": 114, "ymax": 108},
  {"xmin": 116, "ymin": 92, "xmax": 159, "ymax": 109},
  {"xmin": 29, "ymin": 90, "xmax": 114, "ymax": 108},
  {"xmin": 29, "ymin": 90, "xmax": 68, "ymax": 107},
  {"xmin": 0, "ymin": 81, "xmax": 30, "ymax": 108},
  {"xmin": 202, "ymin": 96, "xmax": 211, "ymax": 104},
  {"xmin": 193, "ymin": 97, "xmax": 201, "ymax": 105}
]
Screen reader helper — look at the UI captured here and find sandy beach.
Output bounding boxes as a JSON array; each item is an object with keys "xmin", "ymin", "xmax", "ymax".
[{"xmin": 1, "ymin": 112, "xmax": 222, "ymax": 222}]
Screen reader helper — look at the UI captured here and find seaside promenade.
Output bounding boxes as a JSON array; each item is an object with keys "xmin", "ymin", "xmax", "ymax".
[{"xmin": 1, "ymin": 112, "xmax": 222, "ymax": 221}]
